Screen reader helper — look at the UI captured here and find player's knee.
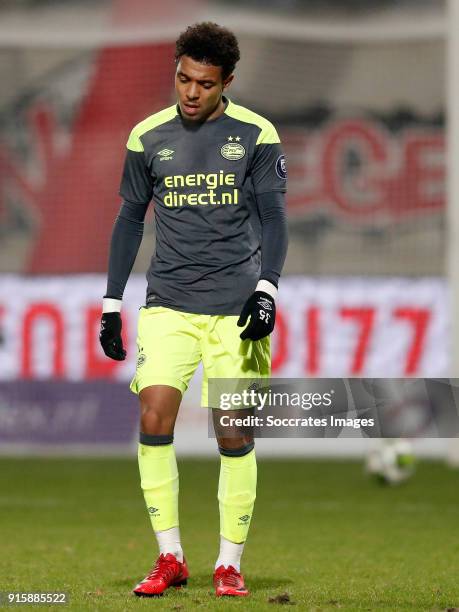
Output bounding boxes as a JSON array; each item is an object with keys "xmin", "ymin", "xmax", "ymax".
[{"xmin": 140, "ymin": 402, "xmax": 174, "ymax": 435}]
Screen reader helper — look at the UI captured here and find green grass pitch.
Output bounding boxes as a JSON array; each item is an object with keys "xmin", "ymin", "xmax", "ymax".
[{"xmin": 0, "ymin": 458, "xmax": 458, "ymax": 611}]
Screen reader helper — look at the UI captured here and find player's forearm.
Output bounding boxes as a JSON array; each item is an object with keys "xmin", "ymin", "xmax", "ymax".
[
  {"xmin": 238, "ymin": 194, "xmax": 286, "ymax": 340},
  {"xmin": 105, "ymin": 200, "xmax": 147, "ymax": 300},
  {"xmin": 257, "ymin": 191, "xmax": 288, "ymax": 290}
]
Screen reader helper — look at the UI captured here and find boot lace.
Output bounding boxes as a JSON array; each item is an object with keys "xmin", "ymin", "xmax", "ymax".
[{"xmin": 146, "ymin": 554, "xmax": 177, "ymax": 582}]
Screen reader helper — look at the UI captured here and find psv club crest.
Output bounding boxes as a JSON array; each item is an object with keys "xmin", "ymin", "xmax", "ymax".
[{"xmin": 221, "ymin": 142, "xmax": 246, "ymax": 160}]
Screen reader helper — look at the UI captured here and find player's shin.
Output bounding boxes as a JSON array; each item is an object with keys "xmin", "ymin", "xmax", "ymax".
[
  {"xmin": 138, "ymin": 434, "xmax": 183, "ymax": 561},
  {"xmin": 216, "ymin": 445, "xmax": 257, "ymax": 570}
]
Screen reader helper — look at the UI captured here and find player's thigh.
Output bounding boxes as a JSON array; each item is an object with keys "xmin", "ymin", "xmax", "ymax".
[
  {"xmin": 130, "ymin": 306, "xmax": 202, "ymax": 397},
  {"xmin": 200, "ymin": 315, "xmax": 271, "ymax": 408}
]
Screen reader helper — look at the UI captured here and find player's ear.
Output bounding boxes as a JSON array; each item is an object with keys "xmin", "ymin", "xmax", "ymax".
[{"xmin": 222, "ymin": 74, "xmax": 234, "ymax": 91}]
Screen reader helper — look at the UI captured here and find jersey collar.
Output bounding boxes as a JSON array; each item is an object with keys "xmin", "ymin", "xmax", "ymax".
[{"xmin": 176, "ymin": 96, "xmax": 231, "ymax": 124}]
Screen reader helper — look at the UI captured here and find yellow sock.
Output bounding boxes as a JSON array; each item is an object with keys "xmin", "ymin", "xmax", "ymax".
[
  {"xmin": 138, "ymin": 442, "xmax": 179, "ymax": 532},
  {"xmin": 218, "ymin": 449, "xmax": 257, "ymax": 543}
]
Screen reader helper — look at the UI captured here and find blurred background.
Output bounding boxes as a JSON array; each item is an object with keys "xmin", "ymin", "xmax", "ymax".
[{"xmin": 0, "ymin": 0, "xmax": 456, "ymax": 458}]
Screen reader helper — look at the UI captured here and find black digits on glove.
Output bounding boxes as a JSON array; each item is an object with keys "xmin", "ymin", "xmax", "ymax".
[
  {"xmin": 237, "ymin": 291, "xmax": 276, "ymax": 341},
  {"xmin": 99, "ymin": 312, "xmax": 127, "ymax": 361}
]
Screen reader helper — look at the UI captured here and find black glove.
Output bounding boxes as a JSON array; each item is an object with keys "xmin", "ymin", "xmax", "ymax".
[
  {"xmin": 99, "ymin": 312, "xmax": 127, "ymax": 361},
  {"xmin": 237, "ymin": 291, "xmax": 276, "ymax": 341}
]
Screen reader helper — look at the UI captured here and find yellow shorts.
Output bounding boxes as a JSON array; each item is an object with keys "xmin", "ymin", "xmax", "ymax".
[{"xmin": 130, "ymin": 306, "xmax": 271, "ymax": 407}]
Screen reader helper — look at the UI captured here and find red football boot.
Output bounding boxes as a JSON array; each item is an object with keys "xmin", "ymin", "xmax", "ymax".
[
  {"xmin": 133, "ymin": 553, "xmax": 189, "ymax": 597},
  {"xmin": 213, "ymin": 565, "xmax": 249, "ymax": 597}
]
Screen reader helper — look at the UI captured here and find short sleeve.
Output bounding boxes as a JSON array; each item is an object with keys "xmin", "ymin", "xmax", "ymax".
[
  {"xmin": 250, "ymin": 123, "xmax": 287, "ymax": 195},
  {"xmin": 119, "ymin": 130, "xmax": 154, "ymax": 204}
]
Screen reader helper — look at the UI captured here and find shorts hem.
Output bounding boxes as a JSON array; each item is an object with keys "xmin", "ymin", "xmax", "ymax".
[{"xmin": 130, "ymin": 377, "xmax": 187, "ymax": 396}]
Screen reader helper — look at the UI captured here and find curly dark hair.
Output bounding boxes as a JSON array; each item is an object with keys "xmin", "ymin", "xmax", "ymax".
[{"xmin": 175, "ymin": 22, "xmax": 240, "ymax": 80}]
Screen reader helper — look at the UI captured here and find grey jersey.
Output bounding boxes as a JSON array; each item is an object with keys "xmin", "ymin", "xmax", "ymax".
[{"xmin": 119, "ymin": 97, "xmax": 287, "ymax": 315}]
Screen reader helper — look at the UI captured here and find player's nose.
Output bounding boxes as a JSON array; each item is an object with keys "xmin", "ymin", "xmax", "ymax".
[{"xmin": 186, "ymin": 83, "xmax": 199, "ymax": 100}]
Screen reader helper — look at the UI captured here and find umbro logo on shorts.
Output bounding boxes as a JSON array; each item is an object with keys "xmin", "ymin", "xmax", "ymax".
[{"xmin": 158, "ymin": 148, "xmax": 174, "ymax": 161}]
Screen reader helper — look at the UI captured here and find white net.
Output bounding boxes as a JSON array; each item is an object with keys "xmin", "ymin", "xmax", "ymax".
[{"xmin": 229, "ymin": 14, "xmax": 446, "ymax": 276}]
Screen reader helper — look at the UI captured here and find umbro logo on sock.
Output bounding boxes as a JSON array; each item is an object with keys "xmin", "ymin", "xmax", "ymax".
[
  {"xmin": 238, "ymin": 514, "xmax": 250, "ymax": 525},
  {"xmin": 148, "ymin": 507, "xmax": 159, "ymax": 515}
]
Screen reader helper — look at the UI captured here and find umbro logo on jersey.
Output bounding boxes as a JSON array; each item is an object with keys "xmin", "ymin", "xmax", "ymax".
[{"xmin": 158, "ymin": 148, "xmax": 174, "ymax": 161}]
